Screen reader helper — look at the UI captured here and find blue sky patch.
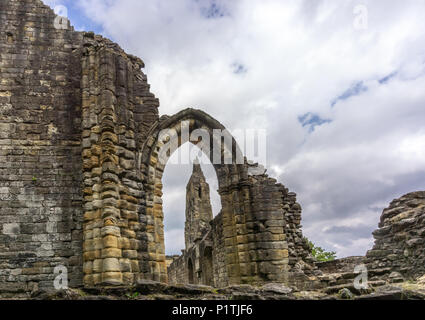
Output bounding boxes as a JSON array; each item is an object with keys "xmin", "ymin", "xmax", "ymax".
[
  {"xmin": 378, "ymin": 71, "xmax": 397, "ymax": 84},
  {"xmin": 331, "ymin": 81, "xmax": 368, "ymax": 107},
  {"xmin": 298, "ymin": 112, "xmax": 332, "ymax": 132},
  {"xmin": 196, "ymin": 0, "xmax": 228, "ymax": 19},
  {"xmin": 232, "ymin": 62, "xmax": 247, "ymax": 75},
  {"xmin": 46, "ymin": 0, "xmax": 104, "ymax": 34}
]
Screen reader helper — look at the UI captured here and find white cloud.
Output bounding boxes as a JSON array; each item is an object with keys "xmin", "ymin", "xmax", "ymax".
[
  {"xmin": 43, "ymin": 0, "xmax": 425, "ymax": 257},
  {"xmin": 164, "ymin": 229, "xmax": 185, "ymax": 256}
]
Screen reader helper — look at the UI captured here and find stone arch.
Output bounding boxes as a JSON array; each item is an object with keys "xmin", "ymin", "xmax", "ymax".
[
  {"xmin": 137, "ymin": 108, "xmax": 291, "ymax": 286},
  {"xmin": 70, "ymin": 20, "xmax": 303, "ymax": 288},
  {"xmin": 138, "ymin": 108, "xmax": 249, "ymax": 283}
]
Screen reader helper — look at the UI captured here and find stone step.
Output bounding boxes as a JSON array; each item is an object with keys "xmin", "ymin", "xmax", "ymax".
[
  {"xmin": 319, "ymin": 267, "xmax": 393, "ymax": 287},
  {"xmin": 323, "ymin": 279, "xmax": 387, "ymax": 295}
]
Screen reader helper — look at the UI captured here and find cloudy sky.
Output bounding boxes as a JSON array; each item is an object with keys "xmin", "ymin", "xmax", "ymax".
[{"xmin": 43, "ymin": 0, "xmax": 425, "ymax": 257}]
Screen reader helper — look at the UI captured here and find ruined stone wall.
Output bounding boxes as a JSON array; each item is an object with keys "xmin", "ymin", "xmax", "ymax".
[
  {"xmin": 0, "ymin": 0, "xmax": 85, "ymax": 293},
  {"xmin": 168, "ymin": 163, "xmax": 218, "ymax": 285},
  {"xmin": 365, "ymin": 192, "xmax": 425, "ymax": 280},
  {"xmin": 243, "ymin": 174, "xmax": 295, "ymax": 283},
  {"xmin": 168, "ymin": 214, "xmax": 227, "ymax": 287},
  {"xmin": 282, "ymin": 190, "xmax": 312, "ymax": 270},
  {"xmin": 79, "ymin": 31, "xmax": 159, "ymax": 287},
  {"xmin": 167, "ymin": 246, "xmax": 199, "ymax": 285},
  {"xmin": 0, "ymin": 0, "xmax": 160, "ymax": 292},
  {"xmin": 210, "ymin": 212, "xmax": 227, "ymax": 287},
  {"xmin": 167, "ymin": 166, "xmax": 316, "ymax": 288},
  {"xmin": 167, "ymin": 163, "xmax": 222, "ymax": 287},
  {"xmin": 167, "ymin": 254, "xmax": 187, "ymax": 285},
  {"xmin": 316, "ymin": 256, "xmax": 365, "ymax": 274},
  {"xmin": 1, "ymin": 0, "xmax": 318, "ymax": 292}
]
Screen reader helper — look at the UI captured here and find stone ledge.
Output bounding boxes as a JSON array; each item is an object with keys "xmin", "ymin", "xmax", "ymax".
[{"xmin": 0, "ymin": 280, "xmax": 421, "ymax": 300}]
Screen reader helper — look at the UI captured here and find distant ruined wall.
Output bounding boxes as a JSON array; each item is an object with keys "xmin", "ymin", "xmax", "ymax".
[
  {"xmin": 316, "ymin": 256, "xmax": 365, "ymax": 274},
  {"xmin": 210, "ymin": 212, "xmax": 227, "ymax": 287},
  {"xmin": 168, "ymin": 164, "xmax": 221, "ymax": 286},
  {"xmin": 314, "ymin": 192, "xmax": 425, "ymax": 289},
  {"xmin": 365, "ymin": 192, "xmax": 425, "ymax": 280},
  {"xmin": 167, "ymin": 254, "xmax": 187, "ymax": 285},
  {"xmin": 168, "ymin": 213, "xmax": 228, "ymax": 287},
  {"xmin": 184, "ymin": 161, "xmax": 213, "ymax": 249},
  {"xmin": 167, "ymin": 164, "xmax": 314, "ymax": 288}
]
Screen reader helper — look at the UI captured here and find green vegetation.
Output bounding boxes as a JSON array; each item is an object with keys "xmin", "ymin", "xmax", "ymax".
[
  {"xmin": 304, "ymin": 237, "xmax": 336, "ymax": 262},
  {"xmin": 125, "ymin": 291, "xmax": 140, "ymax": 299}
]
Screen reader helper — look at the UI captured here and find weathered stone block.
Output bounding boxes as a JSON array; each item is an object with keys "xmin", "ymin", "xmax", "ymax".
[
  {"xmin": 102, "ymin": 248, "xmax": 122, "ymax": 258},
  {"xmin": 103, "ymin": 235, "xmax": 118, "ymax": 248},
  {"xmin": 102, "ymin": 258, "xmax": 121, "ymax": 272}
]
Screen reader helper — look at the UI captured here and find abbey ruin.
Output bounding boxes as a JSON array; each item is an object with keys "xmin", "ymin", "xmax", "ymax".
[{"xmin": 1, "ymin": 0, "xmax": 425, "ymax": 299}]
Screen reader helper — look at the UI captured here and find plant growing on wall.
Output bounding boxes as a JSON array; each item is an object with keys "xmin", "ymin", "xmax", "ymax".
[{"xmin": 304, "ymin": 237, "xmax": 336, "ymax": 262}]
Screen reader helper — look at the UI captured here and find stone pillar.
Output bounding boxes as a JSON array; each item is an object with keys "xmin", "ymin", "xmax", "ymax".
[
  {"xmin": 81, "ymin": 43, "xmax": 124, "ymax": 286},
  {"xmin": 220, "ymin": 186, "xmax": 241, "ymax": 284},
  {"xmin": 139, "ymin": 134, "xmax": 167, "ymax": 282},
  {"xmin": 81, "ymin": 37, "xmax": 145, "ymax": 286}
]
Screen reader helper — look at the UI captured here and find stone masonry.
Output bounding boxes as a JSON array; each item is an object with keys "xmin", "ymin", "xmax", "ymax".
[
  {"xmin": 184, "ymin": 159, "xmax": 213, "ymax": 250},
  {"xmin": 1, "ymin": 0, "xmax": 311, "ymax": 293},
  {"xmin": 365, "ymin": 192, "xmax": 425, "ymax": 281},
  {"xmin": 0, "ymin": 0, "xmax": 85, "ymax": 293},
  {"xmin": 1, "ymin": 0, "xmax": 425, "ymax": 297},
  {"xmin": 168, "ymin": 162, "xmax": 216, "ymax": 287},
  {"xmin": 167, "ymin": 162, "xmax": 318, "ymax": 289}
]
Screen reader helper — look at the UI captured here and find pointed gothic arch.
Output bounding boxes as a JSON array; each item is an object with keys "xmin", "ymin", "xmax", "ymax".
[{"xmin": 137, "ymin": 108, "xmax": 290, "ymax": 286}]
